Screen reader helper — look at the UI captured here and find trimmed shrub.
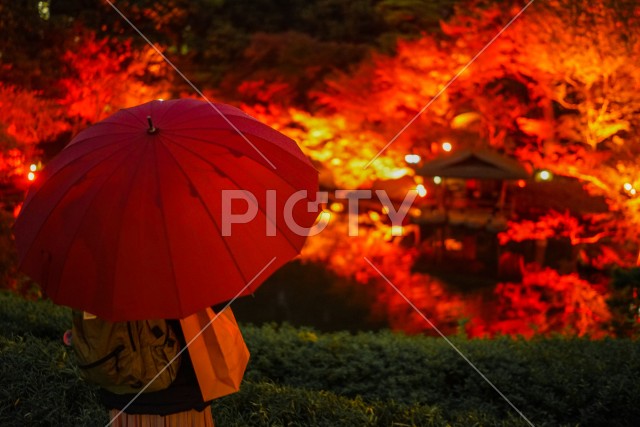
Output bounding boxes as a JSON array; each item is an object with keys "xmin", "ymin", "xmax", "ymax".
[
  {"xmin": 211, "ymin": 381, "xmax": 533, "ymax": 427},
  {"xmin": 240, "ymin": 324, "xmax": 640, "ymax": 426},
  {"xmin": 1, "ymin": 292, "xmax": 639, "ymax": 426},
  {"xmin": 0, "ymin": 334, "xmax": 107, "ymax": 426},
  {"xmin": 0, "ymin": 291, "xmax": 71, "ymax": 340}
]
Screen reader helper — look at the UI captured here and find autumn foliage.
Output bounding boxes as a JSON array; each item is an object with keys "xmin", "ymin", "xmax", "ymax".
[
  {"xmin": 467, "ymin": 266, "xmax": 611, "ymax": 338},
  {"xmin": 3, "ymin": 0, "xmax": 640, "ymax": 337},
  {"xmin": 59, "ymin": 33, "xmax": 172, "ymax": 125}
]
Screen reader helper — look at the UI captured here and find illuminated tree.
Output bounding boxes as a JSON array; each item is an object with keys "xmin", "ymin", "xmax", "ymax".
[
  {"xmin": 282, "ymin": 0, "xmax": 640, "ymax": 335},
  {"xmin": 222, "ymin": 31, "xmax": 371, "ymax": 108},
  {"xmin": 301, "ymin": 212, "xmax": 465, "ymax": 335},
  {"xmin": 3, "ymin": 0, "xmax": 638, "ymax": 335},
  {"xmin": 0, "ymin": 30, "xmax": 173, "ymax": 182},
  {"xmin": 242, "ymin": 104, "xmax": 412, "ymax": 188},
  {"xmin": 315, "ymin": 36, "xmax": 455, "ymax": 158},
  {"xmin": 467, "ymin": 266, "xmax": 612, "ymax": 338},
  {"xmin": 418, "ymin": 0, "xmax": 640, "ymax": 266},
  {"xmin": 510, "ymin": 0, "xmax": 640, "ymax": 264},
  {"xmin": 59, "ymin": 31, "xmax": 173, "ymax": 129},
  {"xmin": 0, "ymin": 83, "xmax": 69, "ymax": 184}
]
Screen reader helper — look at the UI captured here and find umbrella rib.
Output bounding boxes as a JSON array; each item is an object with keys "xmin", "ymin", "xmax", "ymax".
[
  {"xmin": 96, "ymin": 121, "xmax": 143, "ymax": 130},
  {"xmin": 76, "ymin": 121, "xmax": 144, "ymax": 136},
  {"xmin": 119, "ymin": 108, "xmax": 151, "ymax": 129},
  {"xmin": 164, "ymin": 133, "xmax": 314, "ymax": 197},
  {"xmin": 82, "ymin": 127, "xmax": 141, "ymax": 134},
  {"xmin": 63, "ymin": 130, "xmax": 140, "ymax": 150},
  {"xmin": 118, "ymin": 102, "xmax": 201, "ymax": 131},
  {"xmin": 162, "ymin": 136, "xmax": 305, "ymax": 254},
  {"xmin": 166, "ymin": 133, "xmax": 306, "ymax": 191},
  {"xmin": 212, "ymin": 162, "xmax": 306, "ymax": 252},
  {"xmin": 20, "ymin": 138, "xmax": 138, "ymax": 227},
  {"xmin": 170, "ymin": 134, "xmax": 307, "ymax": 214},
  {"xmin": 38, "ymin": 143, "xmax": 144, "ymax": 309},
  {"xmin": 152, "ymin": 99, "xmax": 204, "ymax": 125},
  {"xmin": 149, "ymin": 141, "xmax": 186, "ymax": 313},
  {"xmin": 20, "ymin": 138, "xmax": 136, "ymax": 213},
  {"xmin": 156, "ymin": 102, "xmax": 245, "ymax": 127},
  {"xmin": 161, "ymin": 128, "xmax": 313, "ymax": 170},
  {"xmin": 154, "ymin": 136, "xmax": 255, "ymax": 285},
  {"xmin": 103, "ymin": 143, "xmax": 155, "ymax": 317}
]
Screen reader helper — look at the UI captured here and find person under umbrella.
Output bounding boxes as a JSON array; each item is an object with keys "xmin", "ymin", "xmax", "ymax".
[{"xmin": 15, "ymin": 99, "xmax": 319, "ymax": 426}]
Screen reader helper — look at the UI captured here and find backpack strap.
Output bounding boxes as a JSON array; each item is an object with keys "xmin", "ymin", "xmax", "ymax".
[{"xmin": 77, "ymin": 344, "xmax": 125, "ymax": 369}]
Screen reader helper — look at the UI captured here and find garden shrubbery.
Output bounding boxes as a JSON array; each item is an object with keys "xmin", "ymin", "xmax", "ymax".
[
  {"xmin": 1, "ymin": 291, "xmax": 639, "ymax": 426},
  {"xmin": 241, "ymin": 324, "xmax": 640, "ymax": 426},
  {"xmin": 0, "ymin": 291, "xmax": 71, "ymax": 339},
  {"xmin": 0, "ymin": 334, "xmax": 107, "ymax": 426}
]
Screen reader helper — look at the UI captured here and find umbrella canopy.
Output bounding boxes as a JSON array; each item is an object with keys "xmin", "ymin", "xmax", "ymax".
[
  {"xmin": 14, "ymin": 99, "xmax": 319, "ymax": 321},
  {"xmin": 416, "ymin": 149, "xmax": 530, "ymax": 180}
]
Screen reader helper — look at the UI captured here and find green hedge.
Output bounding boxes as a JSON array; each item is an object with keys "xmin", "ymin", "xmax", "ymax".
[
  {"xmin": 0, "ymin": 331, "xmax": 530, "ymax": 427},
  {"xmin": 0, "ymin": 291, "xmax": 71, "ymax": 340},
  {"xmin": 240, "ymin": 324, "xmax": 640, "ymax": 426},
  {"xmin": 1, "ymin": 291, "xmax": 639, "ymax": 426},
  {"xmin": 210, "ymin": 381, "xmax": 534, "ymax": 427},
  {"xmin": 0, "ymin": 334, "xmax": 107, "ymax": 426}
]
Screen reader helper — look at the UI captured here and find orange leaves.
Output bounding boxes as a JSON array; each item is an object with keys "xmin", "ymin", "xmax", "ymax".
[
  {"xmin": 515, "ymin": 117, "xmax": 555, "ymax": 141},
  {"xmin": 231, "ymin": 0, "xmax": 640, "ymax": 338},
  {"xmin": 0, "ymin": 83, "xmax": 69, "ymax": 148},
  {"xmin": 467, "ymin": 267, "xmax": 611, "ymax": 338},
  {"xmin": 498, "ymin": 211, "xmax": 583, "ymax": 245},
  {"xmin": 237, "ymin": 80, "xmax": 293, "ymax": 105},
  {"xmin": 300, "ymin": 213, "xmax": 465, "ymax": 335},
  {"xmin": 0, "ymin": 84, "xmax": 69, "ymax": 182},
  {"xmin": 241, "ymin": 105, "xmax": 411, "ymax": 188},
  {"xmin": 299, "ymin": 209, "xmax": 613, "ymax": 338},
  {"xmin": 313, "ymin": 36, "xmax": 460, "ymax": 161},
  {"xmin": 59, "ymin": 32, "xmax": 172, "ymax": 125},
  {"xmin": 0, "ymin": 29, "xmax": 177, "ymax": 203}
]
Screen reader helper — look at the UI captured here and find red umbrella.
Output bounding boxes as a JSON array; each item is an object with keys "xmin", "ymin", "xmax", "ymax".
[{"xmin": 14, "ymin": 99, "xmax": 319, "ymax": 321}]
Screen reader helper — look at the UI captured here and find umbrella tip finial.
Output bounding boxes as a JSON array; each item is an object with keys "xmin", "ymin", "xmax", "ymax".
[{"xmin": 147, "ymin": 116, "xmax": 158, "ymax": 134}]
